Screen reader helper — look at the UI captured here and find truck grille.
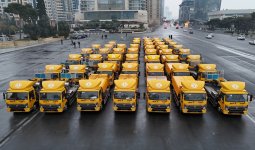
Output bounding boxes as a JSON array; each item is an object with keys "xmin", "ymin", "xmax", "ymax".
[
  {"xmin": 186, "ymin": 106, "xmax": 203, "ymax": 112},
  {"xmin": 116, "ymin": 104, "xmax": 132, "ymax": 110},
  {"xmin": 8, "ymin": 104, "xmax": 27, "ymax": 111},
  {"xmin": 41, "ymin": 105, "xmax": 59, "ymax": 111},
  {"xmin": 151, "ymin": 105, "xmax": 168, "ymax": 111},
  {"xmin": 228, "ymin": 107, "xmax": 245, "ymax": 114},
  {"xmin": 80, "ymin": 104, "xmax": 97, "ymax": 110}
]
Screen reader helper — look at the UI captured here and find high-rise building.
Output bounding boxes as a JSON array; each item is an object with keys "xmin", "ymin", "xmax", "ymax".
[
  {"xmin": 76, "ymin": 0, "xmax": 148, "ymax": 25},
  {"xmin": 0, "ymin": 0, "xmax": 35, "ymax": 15},
  {"xmin": 194, "ymin": 0, "xmax": 221, "ymax": 21},
  {"xmin": 179, "ymin": 0, "xmax": 195, "ymax": 24},
  {"xmin": 147, "ymin": 0, "xmax": 164, "ymax": 26}
]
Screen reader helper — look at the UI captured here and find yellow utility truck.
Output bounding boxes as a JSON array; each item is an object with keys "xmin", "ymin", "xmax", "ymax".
[
  {"xmin": 187, "ymin": 55, "xmax": 202, "ymax": 70},
  {"xmin": 4, "ymin": 80, "xmax": 41, "ymax": 112},
  {"xmin": 161, "ymin": 55, "xmax": 179, "ymax": 64},
  {"xmin": 205, "ymin": 81, "xmax": 253, "ymax": 115},
  {"xmin": 144, "ymin": 55, "xmax": 160, "ymax": 63},
  {"xmin": 125, "ymin": 54, "xmax": 139, "ymax": 63},
  {"xmin": 77, "ymin": 76, "xmax": 110, "ymax": 111},
  {"xmin": 97, "ymin": 63, "xmax": 118, "ymax": 85},
  {"xmin": 178, "ymin": 49, "xmax": 191, "ymax": 61},
  {"xmin": 60, "ymin": 65, "xmax": 87, "ymax": 83},
  {"xmin": 145, "ymin": 77, "xmax": 171, "ymax": 113},
  {"xmin": 172, "ymin": 76, "xmax": 207, "ymax": 114},
  {"xmin": 165, "ymin": 63, "xmax": 190, "ymax": 79},
  {"xmin": 196, "ymin": 64, "xmax": 224, "ymax": 82},
  {"xmin": 88, "ymin": 54, "xmax": 103, "ymax": 69},
  {"xmin": 35, "ymin": 65, "xmax": 63, "ymax": 80},
  {"xmin": 39, "ymin": 80, "xmax": 78, "ymax": 112},
  {"xmin": 113, "ymin": 74, "xmax": 139, "ymax": 111}
]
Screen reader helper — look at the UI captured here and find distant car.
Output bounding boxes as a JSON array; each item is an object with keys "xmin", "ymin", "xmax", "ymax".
[
  {"xmin": 237, "ymin": 34, "xmax": 245, "ymax": 40},
  {"xmin": 189, "ymin": 30, "xmax": 194, "ymax": 34},
  {"xmin": 176, "ymin": 27, "xmax": 179, "ymax": 29},
  {"xmin": 206, "ymin": 34, "xmax": 213, "ymax": 39},
  {"xmin": 183, "ymin": 29, "xmax": 188, "ymax": 32},
  {"xmin": 249, "ymin": 40, "xmax": 255, "ymax": 45},
  {"xmin": 209, "ymin": 33, "xmax": 214, "ymax": 37},
  {"xmin": 180, "ymin": 26, "xmax": 183, "ymax": 28}
]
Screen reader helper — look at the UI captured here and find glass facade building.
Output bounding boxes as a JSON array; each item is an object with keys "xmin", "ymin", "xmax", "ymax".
[
  {"xmin": 84, "ymin": 10, "xmax": 136, "ymax": 20},
  {"xmin": 98, "ymin": 0, "xmax": 125, "ymax": 10}
]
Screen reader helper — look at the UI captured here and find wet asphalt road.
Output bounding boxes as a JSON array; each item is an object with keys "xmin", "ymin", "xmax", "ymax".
[{"xmin": 0, "ymin": 27, "xmax": 255, "ymax": 150}]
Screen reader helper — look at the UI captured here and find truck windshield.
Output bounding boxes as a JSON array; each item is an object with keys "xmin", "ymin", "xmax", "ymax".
[
  {"xmin": 114, "ymin": 92, "xmax": 135, "ymax": 100},
  {"xmin": 97, "ymin": 71, "xmax": 113, "ymax": 76},
  {"xmin": 7, "ymin": 92, "xmax": 28, "ymax": 100},
  {"xmin": 148, "ymin": 92, "xmax": 170, "ymax": 100},
  {"xmin": 173, "ymin": 72, "xmax": 190, "ymax": 76},
  {"xmin": 77, "ymin": 91, "xmax": 98, "ymax": 99},
  {"xmin": 40, "ymin": 93, "xmax": 61, "ymax": 100},
  {"xmin": 147, "ymin": 72, "xmax": 164, "ymax": 76},
  {"xmin": 226, "ymin": 94, "xmax": 248, "ymax": 102},
  {"xmin": 184, "ymin": 93, "xmax": 206, "ymax": 101}
]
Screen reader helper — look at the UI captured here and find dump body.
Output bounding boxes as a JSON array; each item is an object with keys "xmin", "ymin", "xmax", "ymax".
[
  {"xmin": 77, "ymin": 77, "xmax": 110, "ymax": 111},
  {"xmin": 113, "ymin": 75, "xmax": 138, "ymax": 111},
  {"xmin": 122, "ymin": 63, "xmax": 139, "ymax": 75},
  {"xmin": 5, "ymin": 80, "xmax": 40, "ymax": 112},
  {"xmin": 146, "ymin": 63, "xmax": 164, "ymax": 77},
  {"xmin": 39, "ymin": 81, "xmax": 77, "ymax": 112},
  {"xmin": 172, "ymin": 76, "xmax": 207, "ymax": 114},
  {"xmin": 145, "ymin": 55, "xmax": 160, "ymax": 63},
  {"xmin": 205, "ymin": 81, "xmax": 251, "ymax": 115},
  {"xmin": 146, "ymin": 78, "xmax": 171, "ymax": 113}
]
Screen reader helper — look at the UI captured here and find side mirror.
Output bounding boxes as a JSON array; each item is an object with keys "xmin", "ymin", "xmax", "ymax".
[
  {"xmin": 248, "ymin": 95, "xmax": 253, "ymax": 102},
  {"xmin": 136, "ymin": 92, "xmax": 140, "ymax": 99},
  {"xmin": 3, "ymin": 93, "xmax": 6, "ymax": 100}
]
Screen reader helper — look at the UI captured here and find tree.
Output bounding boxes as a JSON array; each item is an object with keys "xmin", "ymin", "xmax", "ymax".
[
  {"xmin": 36, "ymin": 0, "xmax": 51, "ymax": 37},
  {"xmin": 58, "ymin": 21, "xmax": 70, "ymax": 38}
]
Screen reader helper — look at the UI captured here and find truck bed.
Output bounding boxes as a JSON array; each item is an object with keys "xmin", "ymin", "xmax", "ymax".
[{"xmin": 204, "ymin": 83, "xmax": 220, "ymax": 107}]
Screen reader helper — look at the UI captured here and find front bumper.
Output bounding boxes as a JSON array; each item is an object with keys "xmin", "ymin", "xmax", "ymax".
[
  {"xmin": 113, "ymin": 103, "xmax": 136, "ymax": 111},
  {"xmin": 147, "ymin": 104, "xmax": 170, "ymax": 113},
  {"xmin": 182, "ymin": 105, "xmax": 206, "ymax": 114},
  {"xmin": 6, "ymin": 104, "xmax": 31, "ymax": 112},
  {"xmin": 77, "ymin": 103, "xmax": 101, "ymax": 111},
  {"xmin": 40, "ymin": 105, "xmax": 63, "ymax": 112},
  {"xmin": 223, "ymin": 107, "xmax": 247, "ymax": 115}
]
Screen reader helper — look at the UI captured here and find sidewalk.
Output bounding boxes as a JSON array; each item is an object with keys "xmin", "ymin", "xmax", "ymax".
[{"xmin": 0, "ymin": 38, "xmax": 61, "ymax": 55}]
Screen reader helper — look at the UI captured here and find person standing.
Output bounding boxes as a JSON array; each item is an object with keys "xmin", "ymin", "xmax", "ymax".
[
  {"xmin": 102, "ymin": 34, "xmax": 104, "ymax": 39},
  {"xmin": 78, "ymin": 41, "xmax": 80, "ymax": 48},
  {"xmin": 61, "ymin": 39, "xmax": 63, "ymax": 45},
  {"xmin": 73, "ymin": 42, "xmax": 76, "ymax": 48}
]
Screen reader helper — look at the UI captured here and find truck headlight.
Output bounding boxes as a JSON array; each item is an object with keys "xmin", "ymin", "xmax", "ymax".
[
  {"xmin": 225, "ymin": 106, "xmax": 229, "ymax": 111},
  {"xmin": 58, "ymin": 105, "xmax": 61, "ymax": 108}
]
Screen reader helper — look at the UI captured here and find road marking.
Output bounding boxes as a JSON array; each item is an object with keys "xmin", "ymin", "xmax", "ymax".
[
  {"xmin": 246, "ymin": 114, "xmax": 255, "ymax": 124},
  {"xmin": 0, "ymin": 111, "xmax": 39, "ymax": 148},
  {"xmin": 176, "ymin": 34, "xmax": 255, "ymax": 61}
]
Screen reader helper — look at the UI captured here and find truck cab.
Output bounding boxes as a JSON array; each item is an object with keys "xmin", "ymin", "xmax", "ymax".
[
  {"xmin": 178, "ymin": 49, "xmax": 191, "ymax": 61},
  {"xmin": 35, "ymin": 65, "xmax": 63, "ymax": 80},
  {"xmin": 107, "ymin": 54, "xmax": 123, "ymax": 66},
  {"xmin": 146, "ymin": 63, "xmax": 164, "ymax": 77},
  {"xmin": 113, "ymin": 48, "xmax": 125, "ymax": 55},
  {"xmin": 60, "ymin": 65, "xmax": 87, "ymax": 83},
  {"xmin": 39, "ymin": 81, "xmax": 77, "ymax": 112},
  {"xmin": 92, "ymin": 44, "xmax": 101, "ymax": 53},
  {"xmin": 187, "ymin": 55, "xmax": 202, "ymax": 70},
  {"xmin": 121, "ymin": 63, "xmax": 139, "ymax": 75},
  {"xmin": 144, "ymin": 55, "xmax": 160, "ymax": 63},
  {"xmin": 108, "ymin": 41, "xmax": 117, "ymax": 48},
  {"xmin": 145, "ymin": 49, "xmax": 157, "ymax": 55},
  {"xmin": 159, "ymin": 48, "xmax": 172, "ymax": 56},
  {"xmin": 127, "ymin": 48, "xmax": 139, "ymax": 54},
  {"xmin": 156, "ymin": 44, "xmax": 168, "ymax": 51},
  {"xmin": 88, "ymin": 54, "xmax": 103, "ymax": 69},
  {"xmin": 77, "ymin": 78, "xmax": 110, "ymax": 111},
  {"xmin": 113, "ymin": 74, "xmax": 139, "ymax": 111},
  {"xmin": 81, "ymin": 48, "xmax": 93, "ymax": 60},
  {"xmin": 66, "ymin": 54, "xmax": 82, "ymax": 65},
  {"xmin": 130, "ymin": 43, "xmax": 140, "ymax": 50},
  {"xmin": 4, "ymin": 80, "xmax": 40, "ymax": 112},
  {"xmin": 117, "ymin": 44, "xmax": 127, "ymax": 53},
  {"xmin": 172, "ymin": 44, "xmax": 183, "ymax": 54},
  {"xmin": 97, "ymin": 63, "xmax": 118, "ymax": 85},
  {"xmin": 172, "ymin": 76, "xmax": 207, "ymax": 114},
  {"xmin": 99, "ymin": 48, "xmax": 111, "ymax": 60},
  {"xmin": 196, "ymin": 64, "xmax": 224, "ymax": 82},
  {"xmin": 145, "ymin": 77, "xmax": 171, "ymax": 113},
  {"xmin": 205, "ymin": 81, "xmax": 252, "ymax": 115},
  {"xmin": 104, "ymin": 44, "xmax": 114, "ymax": 52}
]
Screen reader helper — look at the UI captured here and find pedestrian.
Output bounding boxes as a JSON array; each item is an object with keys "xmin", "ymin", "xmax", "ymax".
[
  {"xmin": 71, "ymin": 39, "xmax": 73, "ymax": 45},
  {"xmin": 104, "ymin": 34, "xmax": 107, "ymax": 39},
  {"xmin": 169, "ymin": 35, "xmax": 171, "ymax": 38},
  {"xmin": 102, "ymin": 34, "xmax": 104, "ymax": 39},
  {"xmin": 125, "ymin": 33, "xmax": 127, "ymax": 37},
  {"xmin": 73, "ymin": 42, "xmax": 76, "ymax": 48},
  {"xmin": 78, "ymin": 41, "xmax": 80, "ymax": 48},
  {"xmin": 61, "ymin": 39, "xmax": 63, "ymax": 45}
]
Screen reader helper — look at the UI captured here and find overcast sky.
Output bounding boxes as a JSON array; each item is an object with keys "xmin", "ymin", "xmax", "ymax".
[{"xmin": 165, "ymin": 0, "xmax": 255, "ymax": 19}]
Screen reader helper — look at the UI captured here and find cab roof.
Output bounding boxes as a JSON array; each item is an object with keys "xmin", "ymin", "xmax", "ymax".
[
  {"xmin": 79, "ymin": 79, "xmax": 101, "ymax": 90},
  {"xmin": 81, "ymin": 48, "xmax": 92, "ymax": 54},
  {"xmin": 198, "ymin": 64, "xmax": 217, "ymax": 72},
  {"xmin": 146, "ymin": 63, "xmax": 164, "ymax": 71},
  {"xmin": 117, "ymin": 44, "xmax": 126, "ymax": 48},
  {"xmin": 220, "ymin": 81, "xmax": 247, "ymax": 93},
  {"xmin": 119, "ymin": 74, "xmax": 138, "ymax": 80},
  {"xmin": 89, "ymin": 54, "xmax": 102, "ymax": 59},
  {"xmin": 9, "ymin": 80, "xmax": 35, "ymax": 91},
  {"xmin": 187, "ymin": 55, "xmax": 201, "ymax": 60},
  {"xmin": 164, "ymin": 55, "xmax": 179, "ymax": 60},
  {"xmin": 146, "ymin": 55, "xmax": 160, "ymax": 60},
  {"xmin": 99, "ymin": 48, "xmax": 110, "ymax": 53},
  {"xmin": 114, "ymin": 79, "xmax": 137, "ymax": 90},
  {"xmin": 68, "ymin": 54, "xmax": 81, "ymax": 60},
  {"xmin": 172, "ymin": 64, "xmax": 189, "ymax": 71},
  {"xmin": 98, "ymin": 63, "xmax": 115, "ymax": 70},
  {"xmin": 69, "ymin": 65, "xmax": 86, "ymax": 73},
  {"xmin": 122, "ymin": 63, "xmax": 138, "ymax": 70},
  {"xmin": 147, "ymin": 80, "xmax": 170, "ymax": 91},
  {"xmin": 92, "ymin": 44, "xmax": 101, "ymax": 48},
  {"xmin": 45, "ymin": 65, "xmax": 62, "ymax": 73},
  {"xmin": 41, "ymin": 81, "xmax": 65, "ymax": 91},
  {"xmin": 108, "ymin": 54, "xmax": 122, "ymax": 59},
  {"xmin": 179, "ymin": 49, "xmax": 191, "ymax": 54},
  {"xmin": 126, "ymin": 54, "xmax": 138, "ymax": 59},
  {"xmin": 89, "ymin": 74, "xmax": 109, "ymax": 80}
]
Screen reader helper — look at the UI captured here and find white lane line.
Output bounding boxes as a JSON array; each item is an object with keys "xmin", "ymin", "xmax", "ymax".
[
  {"xmin": 246, "ymin": 114, "xmax": 255, "ymax": 124},
  {"xmin": 180, "ymin": 34, "xmax": 255, "ymax": 61}
]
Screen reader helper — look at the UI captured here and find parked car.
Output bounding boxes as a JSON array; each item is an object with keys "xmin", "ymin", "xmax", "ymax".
[
  {"xmin": 249, "ymin": 40, "xmax": 255, "ymax": 45},
  {"xmin": 237, "ymin": 34, "xmax": 245, "ymax": 40},
  {"xmin": 189, "ymin": 30, "xmax": 194, "ymax": 34},
  {"xmin": 183, "ymin": 29, "xmax": 188, "ymax": 32}
]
